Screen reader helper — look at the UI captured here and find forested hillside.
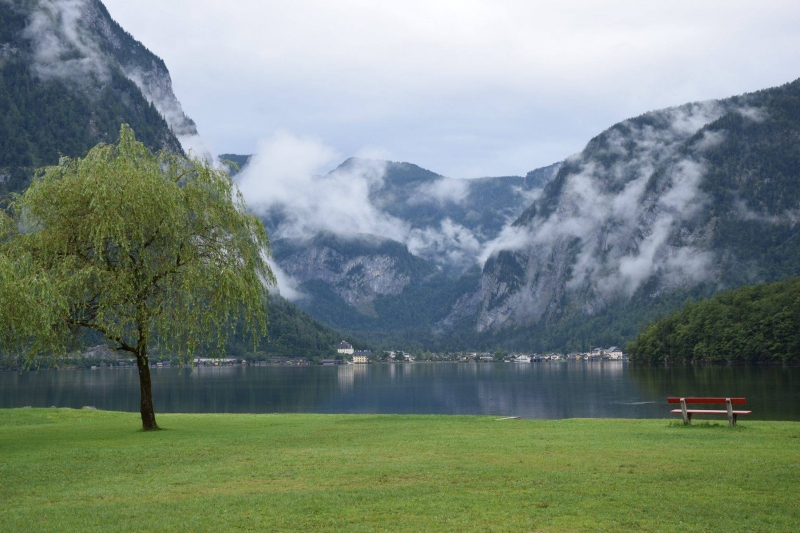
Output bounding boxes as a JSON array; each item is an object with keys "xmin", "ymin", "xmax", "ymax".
[
  {"xmin": 627, "ymin": 278, "xmax": 800, "ymax": 363},
  {"xmin": 226, "ymin": 295, "xmax": 364, "ymax": 360},
  {"xmin": 0, "ymin": 0, "xmax": 182, "ymax": 194}
]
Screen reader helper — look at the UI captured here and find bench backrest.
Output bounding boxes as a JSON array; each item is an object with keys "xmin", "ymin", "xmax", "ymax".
[{"xmin": 667, "ymin": 397, "xmax": 745, "ymax": 405}]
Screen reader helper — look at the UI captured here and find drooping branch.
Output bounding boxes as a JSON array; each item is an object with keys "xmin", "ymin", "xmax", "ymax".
[
  {"xmin": 1, "ymin": 125, "xmax": 273, "ymax": 431},
  {"xmin": 75, "ymin": 320, "xmax": 137, "ymax": 354}
]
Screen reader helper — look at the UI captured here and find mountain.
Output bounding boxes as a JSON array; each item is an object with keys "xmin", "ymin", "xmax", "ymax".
[
  {"xmin": 470, "ymin": 78, "xmax": 800, "ymax": 350},
  {"xmin": 330, "ymin": 158, "xmax": 561, "ymax": 247},
  {"xmin": 222, "ymin": 80, "xmax": 800, "ymax": 353},
  {"xmin": 271, "ymin": 233, "xmax": 481, "ymax": 337},
  {"xmin": 0, "ymin": 0, "xmax": 198, "ymax": 194},
  {"xmin": 0, "ymin": 0, "xmax": 356, "ymax": 358},
  {"xmin": 231, "ymin": 153, "xmax": 560, "ymax": 337}
]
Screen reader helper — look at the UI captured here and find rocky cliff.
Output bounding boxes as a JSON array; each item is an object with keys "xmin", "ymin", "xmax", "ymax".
[
  {"xmin": 475, "ymin": 79, "xmax": 800, "ymax": 336},
  {"xmin": 245, "ymin": 156, "xmax": 559, "ymax": 331},
  {"xmin": 276, "ymin": 241, "xmax": 414, "ymax": 315}
]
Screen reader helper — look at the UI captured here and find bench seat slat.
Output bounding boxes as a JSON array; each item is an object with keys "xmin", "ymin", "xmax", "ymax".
[
  {"xmin": 667, "ymin": 397, "xmax": 746, "ymax": 405},
  {"xmin": 670, "ymin": 409, "xmax": 751, "ymax": 415}
]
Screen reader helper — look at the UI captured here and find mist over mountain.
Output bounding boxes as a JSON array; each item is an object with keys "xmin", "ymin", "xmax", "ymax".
[
  {"xmin": 231, "ymin": 79, "xmax": 800, "ymax": 352},
  {"xmin": 228, "ymin": 135, "xmax": 560, "ymax": 334},
  {"xmin": 233, "ymin": 136, "xmax": 560, "ymax": 276},
  {"xmin": 0, "ymin": 0, "xmax": 212, "ymax": 194},
  {"xmin": 469, "ymin": 78, "xmax": 800, "ymax": 349}
]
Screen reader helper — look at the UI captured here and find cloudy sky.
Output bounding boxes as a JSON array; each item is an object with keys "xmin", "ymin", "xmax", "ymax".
[{"xmin": 103, "ymin": 0, "xmax": 800, "ymax": 179}]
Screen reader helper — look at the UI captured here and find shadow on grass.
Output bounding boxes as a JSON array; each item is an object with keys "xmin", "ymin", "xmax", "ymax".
[
  {"xmin": 136, "ymin": 427, "xmax": 169, "ymax": 433},
  {"xmin": 667, "ymin": 420, "xmax": 748, "ymax": 430}
]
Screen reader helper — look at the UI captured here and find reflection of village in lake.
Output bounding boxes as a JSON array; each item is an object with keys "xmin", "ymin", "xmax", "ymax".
[{"xmin": 2, "ymin": 362, "xmax": 799, "ymax": 421}]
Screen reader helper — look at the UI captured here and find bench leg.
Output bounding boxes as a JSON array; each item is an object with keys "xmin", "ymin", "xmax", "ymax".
[
  {"xmin": 681, "ymin": 398, "xmax": 690, "ymax": 425},
  {"xmin": 727, "ymin": 398, "xmax": 734, "ymax": 426},
  {"xmin": 686, "ymin": 412, "xmax": 692, "ymax": 424}
]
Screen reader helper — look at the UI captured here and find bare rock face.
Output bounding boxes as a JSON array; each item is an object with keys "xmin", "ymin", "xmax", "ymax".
[
  {"xmin": 278, "ymin": 246, "xmax": 411, "ymax": 312},
  {"xmin": 83, "ymin": 0, "xmax": 203, "ymax": 153},
  {"xmin": 18, "ymin": 0, "xmax": 198, "ymax": 155},
  {"xmin": 473, "ymin": 87, "xmax": 800, "ymax": 332}
]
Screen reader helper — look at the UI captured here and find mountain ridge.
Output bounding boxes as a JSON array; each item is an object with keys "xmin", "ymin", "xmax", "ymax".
[
  {"xmin": 248, "ymin": 78, "xmax": 800, "ymax": 352},
  {"xmin": 471, "ymin": 78, "xmax": 800, "ymax": 348}
]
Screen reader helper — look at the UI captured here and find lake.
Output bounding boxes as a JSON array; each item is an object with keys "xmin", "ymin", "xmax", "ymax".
[{"xmin": 1, "ymin": 362, "xmax": 799, "ymax": 420}]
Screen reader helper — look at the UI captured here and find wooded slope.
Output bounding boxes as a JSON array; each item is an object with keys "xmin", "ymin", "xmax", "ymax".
[{"xmin": 627, "ymin": 278, "xmax": 800, "ymax": 363}]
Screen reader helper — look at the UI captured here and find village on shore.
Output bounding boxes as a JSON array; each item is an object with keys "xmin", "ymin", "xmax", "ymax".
[
  {"xmin": 332, "ymin": 341, "xmax": 626, "ymax": 365},
  {"xmin": 0, "ymin": 342, "xmax": 626, "ymax": 371}
]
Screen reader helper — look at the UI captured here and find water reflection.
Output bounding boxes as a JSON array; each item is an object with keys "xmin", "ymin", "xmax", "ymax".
[{"xmin": 1, "ymin": 362, "xmax": 798, "ymax": 420}]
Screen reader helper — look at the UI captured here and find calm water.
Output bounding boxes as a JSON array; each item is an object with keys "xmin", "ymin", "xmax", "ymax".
[{"xmin": 1, "ymin": 362, "xmax": 799, "ymax": 420}]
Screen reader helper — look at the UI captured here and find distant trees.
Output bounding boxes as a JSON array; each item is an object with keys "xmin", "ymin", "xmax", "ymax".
[
  {"xmin": 226, "ymin": 294, "xmax": 346, "ymax": 360},
  {"xmin": 627, "ymin": 278, "xmax": 800, "ymax": 364},
  {"xmin": 0, "ymin": 126, "xmax": 274, "ymax": 430}
]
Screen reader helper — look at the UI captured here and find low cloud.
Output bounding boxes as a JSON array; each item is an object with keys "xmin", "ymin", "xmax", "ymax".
[
  {"xmin": 237, "ymin": 132, "xmax": 404, "ymax": 242},
  {"xmin": 236, "ymin": 132, "xmax": 490, "ymax": 297},
  {"xmin": 407, "ymin": 219, "xmax": 482, "ymax": 272},
  {"xmin": 482, "ymin": 100, "xmax": 731, "ymax": 315},
  {"xmin": 24, "ymin": 0, "xmax": 110, "ymax": 84},
  {"xmin": 408, "ymin": 178, "xmax": 470, "ymax": 206},
  {"xmin": 735, "ymin": 198, "xmax": 800, "ymax": 226},
  {"xmin": 265, "ymin": 258, "xmax": 306, "ymax": 301},
  {"xmin": 737, "ymin": 106, "xmax": 768, "ymax": 123}
]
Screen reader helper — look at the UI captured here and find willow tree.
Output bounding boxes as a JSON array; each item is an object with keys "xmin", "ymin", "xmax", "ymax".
[{"xmin": 0, "ymin": 125, "xmax": 274, "ymax": 430}]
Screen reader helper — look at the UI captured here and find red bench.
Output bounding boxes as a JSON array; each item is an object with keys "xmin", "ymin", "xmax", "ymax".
[{"xmin": 668, "ymin": 397, "xmax": 751, "ymax": 426}]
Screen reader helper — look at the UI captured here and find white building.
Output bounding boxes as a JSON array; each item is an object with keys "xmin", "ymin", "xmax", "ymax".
[
  {"xmin": 337, "ymin": 341, "xmax": 354, "ymax": 355},
  {"xmin": 606, "ymin": 346, "xmax": 624, "ymax": 360}
]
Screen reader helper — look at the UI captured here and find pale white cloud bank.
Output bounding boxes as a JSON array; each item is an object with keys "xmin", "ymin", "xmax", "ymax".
[
  {"xmin": 235, "ymin": 132, "xmax": 488, "ymax": 296},
  {"xmin": 237, "ymin": 132, "xmax": 403, "ymax": 242}
]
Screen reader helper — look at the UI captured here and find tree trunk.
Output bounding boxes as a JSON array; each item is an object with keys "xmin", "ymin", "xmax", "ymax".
[{"xmin": 136, "ymin": 348, "xmax": 159, "ymax": 431}]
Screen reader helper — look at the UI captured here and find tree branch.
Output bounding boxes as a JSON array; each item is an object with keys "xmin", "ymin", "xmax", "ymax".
[{"xmin": 75, "ymin": 320, "xmax": 136, "ymax": 354}]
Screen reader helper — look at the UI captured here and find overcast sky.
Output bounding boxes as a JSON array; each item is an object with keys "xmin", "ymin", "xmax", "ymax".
[{"xmin": 103, "ymin": 0, "xmax": 800, "ymax": 179}]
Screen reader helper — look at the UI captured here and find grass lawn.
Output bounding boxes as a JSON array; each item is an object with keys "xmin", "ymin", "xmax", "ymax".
[{"xmin": 1, "ymin": 409, "xmax": 799, "ymax": 532}]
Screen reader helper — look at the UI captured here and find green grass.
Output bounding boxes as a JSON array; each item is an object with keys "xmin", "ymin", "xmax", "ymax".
[{"xmin": 1, "ymin": 410, "xmax": 799, "ymax": 532}]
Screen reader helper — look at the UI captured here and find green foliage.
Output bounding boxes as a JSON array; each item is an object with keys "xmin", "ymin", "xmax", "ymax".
[
  {"xmin": 227, "ymin": 294, "xmax": 363, "ymax": 360},
  {"xmin": 627, "ymin": 278, "xmax": 800, "ymax": 363},
  {"xmin": 0, "ymin": 125, "xmax": 274, "ymax": 362}
]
